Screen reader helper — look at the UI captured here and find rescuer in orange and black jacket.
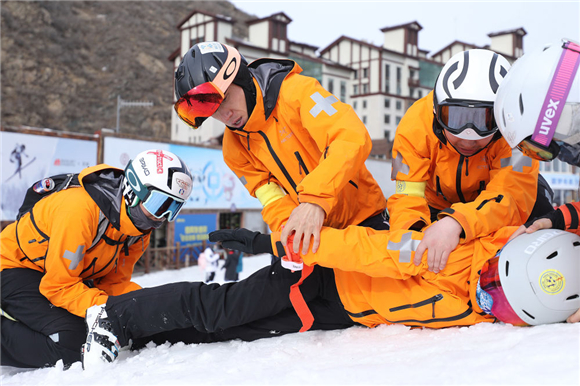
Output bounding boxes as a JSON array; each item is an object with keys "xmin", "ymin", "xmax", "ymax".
[
  {"xmin": 174, "ymin": 42, "xmax": 388, "ymax": 258},
  {"xmin": 388, "ymin": 49, "xmax": 554, "ymax": 274},
  {"xmin": 0, "ymin": 149, "xmax": 193, "ymax": 369}
]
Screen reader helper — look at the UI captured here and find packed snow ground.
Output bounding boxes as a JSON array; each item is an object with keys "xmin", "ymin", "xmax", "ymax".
[{"xmin": 2, "ymin": 254, "xmax": 579, "ymax": 386}]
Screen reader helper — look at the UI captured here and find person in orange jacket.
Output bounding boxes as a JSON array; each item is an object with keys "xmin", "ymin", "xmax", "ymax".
[
  {"xmin": 0, "ymin": 149, "xmax": 193, "ymax": 369},
  {"xmin": 80, "ymin": 224, "xmax": 579, "ymax": 369},
  {"xmin": 389, "ymin": 49, "xmax": 554, "ymax": 274},
  {"xmin": 493, "ymin": 38, "xmax": 580, "ymax": 322},
  {"xmin": 173, "ymin": 41, "xmax": 388, "ymax": 257}
]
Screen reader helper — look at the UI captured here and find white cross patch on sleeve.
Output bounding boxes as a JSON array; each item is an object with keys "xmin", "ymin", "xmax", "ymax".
[{"xmin": 310, "ymin": 92, "xmax": 338, "ymax": 118}]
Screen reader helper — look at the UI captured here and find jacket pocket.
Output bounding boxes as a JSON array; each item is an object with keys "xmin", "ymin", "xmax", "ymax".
[{"xmin": 389, "ymin": 294, "xmax": 443, "ymax": 318}]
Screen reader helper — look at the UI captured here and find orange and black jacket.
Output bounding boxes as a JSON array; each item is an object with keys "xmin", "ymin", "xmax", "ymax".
[
  {"xmin": 0, "ymin": 165, "xmax": 149, "ymax": 317},
  {"xmin": 222, "ymin": 59, "xmax": 386, "ymax": 232},
  {"xmin": 389, "ymin": 91, "xmax": 540, "ymax": 243},
  {"xmin": 270, "ymin": 225, "xmax": 515, "ymax": 328},
  {"xmin": 556, "ymin": 202, "xmax": 580, "ymax": 236}
]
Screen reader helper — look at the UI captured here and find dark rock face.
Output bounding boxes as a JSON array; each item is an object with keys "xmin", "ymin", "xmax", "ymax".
[{"xmin": 1, "ymin": 1, "xmax": 253, "ymax": 138}]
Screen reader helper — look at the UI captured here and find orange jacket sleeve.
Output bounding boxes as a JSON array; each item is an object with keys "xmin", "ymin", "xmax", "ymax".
[
  {"xmin": 93, "ymin": 234, "xmax": 149, "ymax": 296},
  {"xmin": 388, "ymin": 96, "xmax": 434, "ymax": 231},
  {"xmin": 439, "ymin": 145, "xmax": 539, "ymax": 243},
  {"xmin": 38, "ymin": 203, "xmax": 110, "ymax": 317},
  {"xmin": 280, "ymin": 74, "xmax": 373, "ymax": 215},
  {"xmin": 559, "ymin": 202, "xmax": 580, "ymax": 235}
]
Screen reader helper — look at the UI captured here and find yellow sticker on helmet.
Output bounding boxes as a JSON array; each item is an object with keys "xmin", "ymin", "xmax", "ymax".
[{"xmin": 539, "ymin": 269, "xmax": 565, "ymax": 295}]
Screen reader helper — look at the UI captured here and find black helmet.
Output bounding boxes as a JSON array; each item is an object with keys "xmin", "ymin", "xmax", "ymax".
[{"xmin": 174, "ymin": 42, "xmax": 247, "ymax": 128}]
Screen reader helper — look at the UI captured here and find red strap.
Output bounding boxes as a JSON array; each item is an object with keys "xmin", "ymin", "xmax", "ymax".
[{"xmin": 289, "ymin": 263, "xmax": 315, "ymax": 332}]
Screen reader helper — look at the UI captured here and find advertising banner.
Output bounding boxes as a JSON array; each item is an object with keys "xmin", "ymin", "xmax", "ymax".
[
  {"xmin": 103, "ymin": 137, "xmax": 262, "ymax": 210},
  {"xmin": 173, "ymin": 213, "xmax": 217, "ymax": 247},
  {"xmin": 1, "ymin": 132, "xmax": 98, "ymax": 221}
]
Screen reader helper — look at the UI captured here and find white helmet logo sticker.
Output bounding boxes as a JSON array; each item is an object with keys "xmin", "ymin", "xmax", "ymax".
[
  {"xmin": 147, "ymin": 150, "xmax": 173, "ymax": 174},
  {"xmin": 199, "ymin": 42, "xmax": 224, "ymax": 54}
]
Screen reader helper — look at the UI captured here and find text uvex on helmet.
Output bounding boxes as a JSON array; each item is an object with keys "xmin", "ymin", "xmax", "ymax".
[
  {"xmin": 122, "ymin": 149, "xmax": 193, "ymax": 222},
  {"xmin": 434, "ymin": 49, "xmax": 511, "ymax": 140},
  {"xmin": 495, "ymin": 38, "xmax": 580, "ymax": 161},
  {"xmin": 481, "ymin": 229, "xmax": 580, "ymax": 326},
  {"xmin": 174, "ymin": 41, "xmax": 247, "ymax": 129}
]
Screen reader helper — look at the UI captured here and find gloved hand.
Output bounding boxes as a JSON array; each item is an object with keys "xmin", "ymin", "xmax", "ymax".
[
  {"xmin": 209, "ymin": 228, "xmax": 273, "ymax": 255},
  {"xmin": 524, "ymin": 208, "xmax": 565, "ymax": 230}
]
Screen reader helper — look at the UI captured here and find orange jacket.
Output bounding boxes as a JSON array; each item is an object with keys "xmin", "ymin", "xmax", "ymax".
[
  {"xmin": 222, "ymin": 59, "xmax": 386, "ymax": 231},
  {"xmin": 389, "ymin": 91, "xmax": 540, "ymax": 243},
  {"xmin": 271, "ymin": 225, "xmax": 515, "ymax": 328},
  {"xmin": 559, "ymin": 202, "xmax": 580, "ymax": 236},
  {"xmin": 0, "ymin": 165, "xmax": 149, "ymax": 317}
]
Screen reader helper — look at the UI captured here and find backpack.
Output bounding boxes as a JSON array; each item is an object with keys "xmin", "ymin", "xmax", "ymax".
[{"xmin": 17, "ymin": 173, "xmax": 81, "ymax": 220}]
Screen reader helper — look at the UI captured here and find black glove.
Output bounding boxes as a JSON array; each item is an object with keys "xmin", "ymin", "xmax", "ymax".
[
  {"xmin": 524, "ymin": 208, "xmax": 565, "ymax": 230},
  {"xmin": 209, "ymin": 228, "xmax": 273, "ymax": 255}
]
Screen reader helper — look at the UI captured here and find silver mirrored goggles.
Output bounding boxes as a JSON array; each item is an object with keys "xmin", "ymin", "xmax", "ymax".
[{"xmin": 436, "ymin": 100, "xmax": 498, "ymax": 138}]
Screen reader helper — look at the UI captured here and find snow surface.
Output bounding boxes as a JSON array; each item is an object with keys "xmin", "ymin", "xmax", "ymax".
[{"xmin": 2, "ymin": 254, "xmax": 579, "ymax": 386}]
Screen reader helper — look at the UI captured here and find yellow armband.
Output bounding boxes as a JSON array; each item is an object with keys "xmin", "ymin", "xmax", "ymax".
[
  {"xmin": 255, "ymin": 183, "xmax": 286, "ymax": 207},
  {"xmin": 395, "ymin": 180, "xmax": 426, "ymax": 198}
]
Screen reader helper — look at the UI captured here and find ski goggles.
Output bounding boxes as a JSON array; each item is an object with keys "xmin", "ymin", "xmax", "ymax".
[
  {"xmin": 516, "ymin": 137, "xmax": 562, "ymax": 161},
  {"xmin": 436, "ymin": 100, "xmax": 498, "ymax": 139},
  {"xmin": 140, "ymin": 188, "xmax": 185, "ymax": 222},
  {"xmin": 174, "ymin": 82, "xmax": 225, "ymax": 129},
  {"xmin": 479, "ymin": 252, "xmax": 529, "ymax": 327}
]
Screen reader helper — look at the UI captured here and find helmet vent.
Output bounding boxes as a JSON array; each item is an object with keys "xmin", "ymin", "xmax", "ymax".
[
  {"xmin": 573, "ymin": 241, "xmax": 580, "ymax": 247},
  {"xmin": 566, "ymin": 294, "xmax": 579, "ymax": 301},
  {"xmin": 505, "ymin": 260, "xmax": 510, "ymax": 276},
  {"xmin": 546, "ymin": 251, "xmax": 558, "ymax": 260},
  {"xmin": 522, "ymin": 310, "xmax": 535, "ymax": 319},
  {"xmin": 519, "ymin": 93, "xmax": 524, "ymax": 115}
]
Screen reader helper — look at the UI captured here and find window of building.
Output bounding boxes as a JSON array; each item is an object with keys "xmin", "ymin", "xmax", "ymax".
[
  {"xmin": 396, "ymin": 67, "xmax": 402, "ymax": 95},
  {"xmin": 384, "ymin": 114, "xmax": 390, "ymax": 124},
  {"xmin": 328, "ymin": 78, "xmax": 334, "ymax": 94},
  {"xmin": 553, "ymin": 158, "xmax": 560, "ymax": 172},
  {"xmin": 362, "ymin": 100, "xmax": 367, "ymax": 109},
  {"xmin": 362, "ymin": 116, "xmax": 367, "ymax": 124},
  {"xmin": 384, "ymin": 130, "xmax": 390, "ymax": 140},
  {"xmin": 384, "ymin": 98, "xmax": 390, "ymax": 108},
  {"xmin": 353, "ymin": 85, "xmax": 358, "ymax": 94},
  {"xmin": 363, "ymin": 67, "xmax": 368, "ymax": 78},
  {"xmin": 418, "ymin": 90, "xmax": 423, "ymax": 98},
  {"xmin": 353, "ymin": 101, "xmax": 357, "ymax": 109},
  {"xmin": 385, "ymin": 64, "xmax": 391, "ymax": 94},
  {"xmin": 353, "ymin": 70, "xmax": 358, "ymax": 80},
  {"xmin": 396, "ymin": 100, "xmax": 402, "ymax": 110},
  {"xmin": 219, "ymin": 212, "xmax": 242, "ymax": 229},
  {"xmin": 396, "ymin": 116, "xmax": 402, "ymax": 125},
  {"xmin": 362, "ymin": 84, "xmax": 368, "ymax": 94},
  {"xmin": 340, "ymin": 81, "xmax": 346, "ymax": 102},
  {"xmin": 191, "ymin": 36, "xmax": 205, "ymax": 46}
]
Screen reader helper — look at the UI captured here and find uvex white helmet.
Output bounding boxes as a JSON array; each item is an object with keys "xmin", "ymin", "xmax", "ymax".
[
  {"xmin": 480, "ymin": 229, "xmax": 580, "ymax": 326},
  {"xmin": 495, "ymin": 39, "xmax": 580, "ymax": 161},
  {"xmin": 434, "ymin": 49, "xmax": 511, "ymax": 140},
  {"xmin": 123, "ymin": 149, "xmax": 193, "ymax": 221}
]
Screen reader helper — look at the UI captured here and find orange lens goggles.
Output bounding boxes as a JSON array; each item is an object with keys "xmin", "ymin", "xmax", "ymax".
[
  {"xmin": 517, "ymin": 137, "xmax": 561, "ymax": 161},
  {"xmin": 174, "ymin": 82, "xmax": 224, "ymax": 129}
]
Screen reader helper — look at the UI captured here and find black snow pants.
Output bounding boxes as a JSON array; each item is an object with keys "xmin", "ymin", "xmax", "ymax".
[
  {"xmin": 106, "ymin": 260, "xmax": 355, "ymax": 350},
  {"xmin": 1, "ymin": 268, "xmax": 86, "ymax": 368}
]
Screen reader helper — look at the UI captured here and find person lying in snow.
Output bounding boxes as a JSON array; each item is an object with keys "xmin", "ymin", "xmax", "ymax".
[{"xmin": 81, "ymin": 225, "xmax": 580, "ymax": 369}]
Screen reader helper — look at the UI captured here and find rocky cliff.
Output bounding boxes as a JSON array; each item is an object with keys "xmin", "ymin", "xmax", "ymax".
[{"xmin": 1, "ymin": 1, "xmax": 253, "ymax": 138}]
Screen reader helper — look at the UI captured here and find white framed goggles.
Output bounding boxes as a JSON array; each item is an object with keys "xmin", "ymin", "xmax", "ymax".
[
  {"xmin": 436, "ymin": 99, "xmax": 498, "ymax": 139},
  {"xmin": 141, "ymin": 189, "xmax": 185, "ymax": 222}
]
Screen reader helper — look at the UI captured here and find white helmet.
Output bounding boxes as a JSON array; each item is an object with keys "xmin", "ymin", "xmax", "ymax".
[
  {"xmin": 434, "ymin": 49, "xmax": 511, "ymax": 140},
  {"xmin": 495, "ymin": 39, "xmax": 580, "ymax": 161},
  {"xmin": 123, "ymin": 149, "xmax": 193, "ymax": 222},
  {"xmin": 481, "ymin": 229, "xmax": 580, "ymax": 326}
]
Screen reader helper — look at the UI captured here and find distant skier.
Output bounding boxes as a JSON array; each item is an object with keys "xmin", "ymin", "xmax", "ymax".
[
  {"xmin": 9, "ymin": 143, "xmax": 29, "ymax": 179},
  {"xmin": 204, "ymin": 245, "xmax": 220, "ymax": 283}
]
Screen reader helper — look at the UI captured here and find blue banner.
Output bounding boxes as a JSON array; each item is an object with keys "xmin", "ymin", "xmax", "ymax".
[{"xmin": 174, "ymin": 213, "xmax": 217, "ymax": 247}]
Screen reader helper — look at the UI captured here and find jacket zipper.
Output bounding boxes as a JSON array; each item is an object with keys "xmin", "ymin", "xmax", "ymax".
[
  {"xmin": 257, "ymin": 131, "xmax": 298, "ymax": 193},
  {"xmin": 389, "ymin": 294, "xmax": 444, "ymax": 318},
  {"xmin": 456, "ymin": 156, "xmax": 467, "ymax": 203},
  {"xmin": 295, "ymin": 151, "xmax": 310, "ymax": 175}
]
